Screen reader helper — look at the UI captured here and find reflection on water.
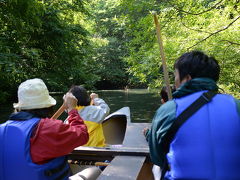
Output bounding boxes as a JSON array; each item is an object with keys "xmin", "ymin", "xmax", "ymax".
[{"xmin": 0, "ymin": 89, "xmax": 162, "ymax": 123}]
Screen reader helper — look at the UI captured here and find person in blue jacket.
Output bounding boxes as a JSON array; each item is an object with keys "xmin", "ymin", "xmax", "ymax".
[{"xmin": 146, "ymin": 51, "xmax": 240, "ymax": 180}]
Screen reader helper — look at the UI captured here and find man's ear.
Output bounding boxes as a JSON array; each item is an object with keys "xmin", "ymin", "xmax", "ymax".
[
  {"xmin": 185, "ymin": 74, "xmax": 192, "ymax": 81},
  {"xmin": 161, "ymin": 99, "xmax": 165, "ymax": 104},
  {"xmin": 181, "ymin": 75, "xmax": 192, "ymax": 84}
]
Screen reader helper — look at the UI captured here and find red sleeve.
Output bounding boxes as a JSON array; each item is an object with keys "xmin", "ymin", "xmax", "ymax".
[{"xmin": 30, "ymin": 109, "xmax": 89, "ymax": 164}]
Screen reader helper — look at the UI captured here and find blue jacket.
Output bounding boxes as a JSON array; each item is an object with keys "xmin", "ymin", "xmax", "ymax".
[
  {"xmin": 0, "ymin": 112, "xmax": 70, "ymax": 180},
  {"xmin": 147, "ymin": 78, "xmax": 240, "ymax": 179}
]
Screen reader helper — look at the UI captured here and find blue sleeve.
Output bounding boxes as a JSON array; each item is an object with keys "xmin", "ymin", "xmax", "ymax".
[{"xmin": 148, "ymin": 100, "xmax": 176, "ymax": 167}]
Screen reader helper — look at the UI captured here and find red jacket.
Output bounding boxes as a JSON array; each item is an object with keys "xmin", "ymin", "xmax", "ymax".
[{"xmin": 30, "ymin": 109, "xmax": 88, "ymax": 164}]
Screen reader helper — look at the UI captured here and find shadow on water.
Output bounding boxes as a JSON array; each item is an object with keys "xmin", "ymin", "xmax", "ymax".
[{"xmin": 0, "ymin": 89, "xmax": 162, "ymax": 124}]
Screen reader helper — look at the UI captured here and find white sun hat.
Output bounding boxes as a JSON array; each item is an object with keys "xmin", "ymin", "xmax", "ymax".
[{"xmin": 13, "ymin": 78, "xmax": 56, "ymax": 110}]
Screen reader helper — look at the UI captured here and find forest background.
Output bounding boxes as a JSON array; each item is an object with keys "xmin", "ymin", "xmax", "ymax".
[{"xmin": 0, "ymin": 0, "xmax": 239, "ymax": 103}]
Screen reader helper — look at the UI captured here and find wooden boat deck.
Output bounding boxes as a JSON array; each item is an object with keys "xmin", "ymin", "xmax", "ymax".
[{"xmin": 97, "ymin": 120, "xmax": 153, "ymax": 180}]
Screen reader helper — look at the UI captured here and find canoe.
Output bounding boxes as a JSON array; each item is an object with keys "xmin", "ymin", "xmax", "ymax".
[{"xmin": 69, "ymin": 107, "xmax": 154, "ymax": 180}]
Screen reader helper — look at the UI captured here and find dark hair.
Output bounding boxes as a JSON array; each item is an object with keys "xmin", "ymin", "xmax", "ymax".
[
  {"xmin": 174, "ymin": 51, "xmax": 220, "ymax": 82},
  {"xmin": 23, "ymin": 106, "xmax": 54, "ymax": 118},
  {"xmin": 69, "ymin": 85, "xmax": 90, "ymax": 106},
  {"xmin": 160, "ymin": 86, "xmax": 176, "ymax": 102}
]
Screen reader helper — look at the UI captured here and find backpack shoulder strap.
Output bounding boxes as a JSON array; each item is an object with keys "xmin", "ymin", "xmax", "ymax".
[{"xmin": 161, "ymin": 91, "xmax": 217, "ymax": 153}]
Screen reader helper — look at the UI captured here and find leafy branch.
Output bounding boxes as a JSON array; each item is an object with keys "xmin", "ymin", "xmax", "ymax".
[
  {"xmin": 180, "ymin": 20, "xmax": 211, "ymax": 34},
  {"xmin": 187, "ymin": 15, "xmax": 240, "ymax": 50},
  {"xmin": 171, "ymin": 0, "xmax": 224, "ymax": 16},
  {"xmin": 221, "ymin": 40, "xmax": 240, "ymax": 46}
]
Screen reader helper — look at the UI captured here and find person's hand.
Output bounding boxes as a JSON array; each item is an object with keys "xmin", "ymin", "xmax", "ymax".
[
  {"xmin": 90, "ymin": 93, "xmax": 99, "ymax": 100},
  {"xmin": 143, "ymin": 127, "xmax": 149, "ymax": 137},
  {"xmin": 90, "ymin": 93, "xmax": 99, "ymax": 105},
  {"xmin": 63, "ymin": 92, "xmax": 78, "ymax": 112}
]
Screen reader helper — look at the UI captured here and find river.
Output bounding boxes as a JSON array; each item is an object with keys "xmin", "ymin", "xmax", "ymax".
[{"xmin": 0, "ymin": 89, "xmax": 162, "ymax": 123}]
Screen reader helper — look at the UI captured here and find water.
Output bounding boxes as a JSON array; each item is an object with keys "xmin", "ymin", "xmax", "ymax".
[
  {"xmin": 95, "ymin": 89, "xmax": 161, "ymax": 122},
  {"xmin": 0, "ymin": 89, "xmax": 162, "ymax": 123}
]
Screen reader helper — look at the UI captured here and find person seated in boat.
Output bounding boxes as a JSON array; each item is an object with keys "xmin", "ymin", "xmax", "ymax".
[
  {"xmin": 143, "ymin": 85, "xmax": 175, "ymax": 180},
  {"xmin": 146, "ymin": 51, "xmax": 240, "ymax": 180},
  {"xmin": 159, "ymin": 86, "xmax": 175, "ymax": 104},
  {"xmin": 0, "ymin": 78, "xmax": 101, "ymax": 180},
  {"xmin": 65, "ymin": 85, "xmax": 110, "ymax": 147},
  {"xmin": 143, "ymin": 85, "xmax": 175, "ymax": 135}
]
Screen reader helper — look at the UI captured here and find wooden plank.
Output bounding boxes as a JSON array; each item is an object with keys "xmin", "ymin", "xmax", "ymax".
[
  {"xmin": 95, "ymin": 115, "xmax": 153, "ymax": 179},
  {"xmin": 97, "ymin": 156, "xmax": 146, "ymax": 180},
  {"xmin": 137, "ymin": 161, "xmax": 154, "ymax": 180},
  {"xmin": 122, "ymin": 122, "xmax": 150, "ymax": 148},
  {"xmin": 70, "ymin": 146, "xmax": 149, "ymax": 159}
]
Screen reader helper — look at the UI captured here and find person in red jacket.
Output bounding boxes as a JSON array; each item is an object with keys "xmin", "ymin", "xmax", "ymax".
[{"xmin": 0, "ymin": 78, "xmax": 101, "ymax": 180}]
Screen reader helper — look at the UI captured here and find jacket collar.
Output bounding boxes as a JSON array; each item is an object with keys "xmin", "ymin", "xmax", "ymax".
[
  {"xmin": 173, "ymin": 78, "xmax": 218, "ymax": 98},
  {"xmin": 9, "ymin": 111, "xmax": 36, "ymax": 121}
]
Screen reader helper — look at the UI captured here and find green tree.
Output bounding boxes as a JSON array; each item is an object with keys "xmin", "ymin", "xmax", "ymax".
[
  {"xmin": 0, "ymin": 0, "xmax": 94, "ymax": 102},
  {"xmin": 119, "ymin": 0, "xmax": 240, "ymax": 97},
  {"xmin": 86, "ymin": 0, "xmax": 130, "ymax": 89}
]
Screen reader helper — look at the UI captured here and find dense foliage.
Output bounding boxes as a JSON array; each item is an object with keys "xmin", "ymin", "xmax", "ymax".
[
  {"xmin": 0, "ymin": 0, "xmax": 95, "ymax": 101},
  {"xmin": 118, "ymin": 0, "xmax": 239, "ymax": 97},
  {"xmin": 85, "ymin": 0, "xmax": 129, "ymax": 89},
  {"xmin": 0, "ymin": 0, "xmax": 239, "ymax": 103}
]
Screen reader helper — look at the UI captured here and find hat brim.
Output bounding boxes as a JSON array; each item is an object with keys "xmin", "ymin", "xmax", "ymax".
[{"xmin": 13, "ymin": 96, "xmax": 56, "ymax": 110}]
